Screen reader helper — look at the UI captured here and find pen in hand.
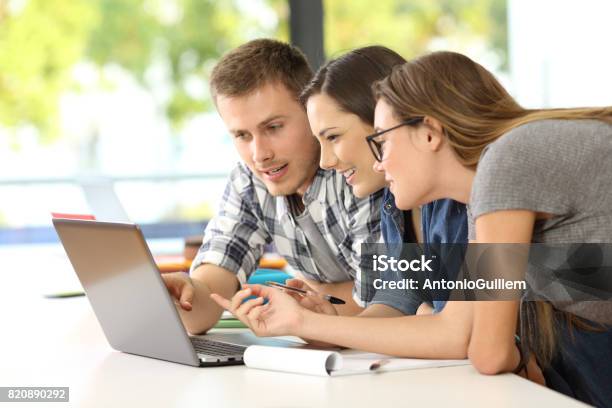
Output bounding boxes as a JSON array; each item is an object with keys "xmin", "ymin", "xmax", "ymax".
[{"xmin": 264, "ymin": 281, "xmax": 346, "ymax": 305}]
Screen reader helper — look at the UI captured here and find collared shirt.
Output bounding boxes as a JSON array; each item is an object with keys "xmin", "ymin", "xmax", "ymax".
[
  {"xmin": 191, "ymin": 163, "xmax": 383, "ymax": 305},
  {"xmin": 370, "ymin": 188, "xmax": 468, "ymax": 314},
  {"xmin": 379, "ymin": 193, "xmax": 417, "ymax": 246}
]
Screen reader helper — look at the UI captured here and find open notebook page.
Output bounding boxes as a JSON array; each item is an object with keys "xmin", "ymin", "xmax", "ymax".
[{"xmin": 244, "ymin": 345, "xmax": 469, "ymax": 377}]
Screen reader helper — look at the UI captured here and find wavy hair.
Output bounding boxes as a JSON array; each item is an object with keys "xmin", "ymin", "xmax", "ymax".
[
  {"xmin": 373, "ymin": 51, "xmax": 612, "ymax": 365},
  {"xmin": 373, "ymin": 51, "xmax": 612, "ymax": 169}
]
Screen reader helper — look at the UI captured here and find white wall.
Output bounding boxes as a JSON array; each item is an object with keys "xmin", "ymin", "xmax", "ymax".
[{"xmin": 509, "ymin": 0, "xmax": 612, "ymax": 108}]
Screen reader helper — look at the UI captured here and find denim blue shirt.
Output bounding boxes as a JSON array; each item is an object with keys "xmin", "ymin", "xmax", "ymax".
[{"xmin": 370, "ymin": 188, "xmax": 468, "ymax": 314}]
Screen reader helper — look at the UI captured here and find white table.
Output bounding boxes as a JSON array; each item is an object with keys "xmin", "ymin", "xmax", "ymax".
[{"xmin": 0, "ymin": 244, "xmax": 588, "ymax": 407}]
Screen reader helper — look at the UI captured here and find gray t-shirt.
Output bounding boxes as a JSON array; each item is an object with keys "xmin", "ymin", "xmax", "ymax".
[{"xmin": 469, "ymin": 119, "xmax": 612, "ymax": 324}]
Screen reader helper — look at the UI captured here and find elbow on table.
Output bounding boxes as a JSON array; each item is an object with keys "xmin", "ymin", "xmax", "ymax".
[{"xmin": 468, "ymin": 343, "xmax": 514, "ymax": 375}]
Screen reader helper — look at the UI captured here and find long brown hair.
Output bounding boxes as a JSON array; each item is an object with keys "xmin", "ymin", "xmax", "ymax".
[
  {"xmin": 300, "ymin": 45, "xmax": 406, "ymax": 126},
  {"xmin": 373, "ymin": 51, "xmax": 612, "ymax": 169},
  {"xmin": 373, "ymin": 51, "xmax": 612, "ymax": 365}
]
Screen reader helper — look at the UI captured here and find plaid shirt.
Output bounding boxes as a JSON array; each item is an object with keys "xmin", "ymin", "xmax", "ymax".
[{"xmin": 191, "ymin": 163, "xmax": 383, "ymax": 305}]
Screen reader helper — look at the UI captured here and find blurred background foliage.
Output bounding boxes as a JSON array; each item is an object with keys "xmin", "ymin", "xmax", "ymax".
[
  {"xmin": 0, "ymin": 0, "xmax": 505, "ymax": 142},
  {"xmin": 324, "ymin": 0, "xmax": 506, "ymax": 64},
  {"xmin": 0, "ymin": 0, "xmax": 289, "ymax": 141}
]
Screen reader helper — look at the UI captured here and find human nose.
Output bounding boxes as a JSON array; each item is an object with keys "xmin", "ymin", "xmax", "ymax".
[
  {"xmin": 251, "ymin": 134, "xmax": 274, "ymax": 164},
  {"xmin": 372, "ymin": 159, "xmax": 385, "ymax": 173},
  {"xmin": 319, "ymin": 144, "xmax": 339, "ymax": 170}
]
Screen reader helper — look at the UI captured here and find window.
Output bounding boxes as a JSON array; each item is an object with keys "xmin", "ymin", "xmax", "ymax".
[
  {"xmin": 0, "ymin": 0, "xmax": 288, "ymax": 241},
  {"xmin": 2, "ymin": 0, "xmax": 610, "ymax": 243}
]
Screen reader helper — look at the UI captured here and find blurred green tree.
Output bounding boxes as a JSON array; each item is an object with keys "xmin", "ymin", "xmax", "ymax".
[
  {"xmin": 0, "ymin": 0, "xmax": 96, "ymax": 138},
  {"xmin": 324, "ymin": 0, "xmax": 507, "ymax": 65},
  {"xmin": 0, "ymin": 0, "xmax": 287, "ymax": 140},
  {"xmin": 0, "ymin": 0, "xmax": 506, "ymax": 141}
]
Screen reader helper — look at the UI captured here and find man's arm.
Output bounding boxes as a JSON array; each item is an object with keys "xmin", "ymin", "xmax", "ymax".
[{"xmin": 174, "ymin": 165, "xmax": 270, "ymax": 333}]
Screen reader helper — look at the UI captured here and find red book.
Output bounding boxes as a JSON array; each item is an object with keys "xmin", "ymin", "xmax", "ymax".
[{"xmin": 51, "ymin": 212, "xmax": 96, "ymax": 221}]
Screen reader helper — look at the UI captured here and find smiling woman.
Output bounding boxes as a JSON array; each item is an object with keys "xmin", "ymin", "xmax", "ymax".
[
  {"xmin": 295, "ymin": 46, "xmax": 469, "ymax": 315},
  {"xmin": 300, "ymin": 46, "xmax": 406, "ymax": 199},
  {"xmin": 305, "ymin": 93, "xmax": 380, "ymax": 197},
  {"xmin": 372, "ymin": 50, "xmax": 612, "ymax": 407}
]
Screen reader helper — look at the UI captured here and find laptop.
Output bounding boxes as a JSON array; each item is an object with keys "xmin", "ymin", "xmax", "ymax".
[{"xmin": 52, "ymin": 218, "xmax": 301, "ymax": 367}]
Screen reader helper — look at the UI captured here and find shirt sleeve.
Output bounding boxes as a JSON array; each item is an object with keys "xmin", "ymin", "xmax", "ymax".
[
  {"xmin": 190, "ymin": 165, "xmax": 272, "ymax": 284},
  {"xmin": 470, "ymin": 128, "xmax": 573, "ymax": 223},
  {"xmin": 369, "ymin": 268, "xmax": 424, "ymax": 315}
]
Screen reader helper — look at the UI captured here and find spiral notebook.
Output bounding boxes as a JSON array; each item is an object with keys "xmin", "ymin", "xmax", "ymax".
[{"xmin": 244, "ymin": 345, "xmax": 469, "ymax": 377}]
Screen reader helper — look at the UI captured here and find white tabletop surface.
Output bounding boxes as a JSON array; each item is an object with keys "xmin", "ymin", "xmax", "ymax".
[{"xmin": 0, "ymin": 244, "xmax": 588, "ymax": 408}]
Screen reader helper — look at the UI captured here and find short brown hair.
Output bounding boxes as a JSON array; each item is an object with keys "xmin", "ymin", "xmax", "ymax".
[{"xmin": 210, "ymin": 38, "xmax": 313, "ymax": 103}]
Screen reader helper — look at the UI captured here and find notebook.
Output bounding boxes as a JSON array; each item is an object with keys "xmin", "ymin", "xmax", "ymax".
[{"xmin": 243, "ymin": 346, "xmax": 469, "ymax": 376}]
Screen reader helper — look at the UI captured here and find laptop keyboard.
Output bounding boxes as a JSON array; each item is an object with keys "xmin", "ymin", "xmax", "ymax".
[{"xmin": 190, "ymin": 337, "xmax": 247, "ymax": 356}]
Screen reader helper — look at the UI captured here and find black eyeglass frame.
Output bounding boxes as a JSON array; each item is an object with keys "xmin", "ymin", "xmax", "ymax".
[{"xmin": 366, "ymin": 117, "xmax": 424, "ymax": 162}]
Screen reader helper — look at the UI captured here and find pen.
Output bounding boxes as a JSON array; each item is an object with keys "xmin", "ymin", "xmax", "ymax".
[
  {"xmin": 369, "ymin": 359, "xmax": 390, "ymax": 371},
  {"xmin": 264, "ymin": 281, "xmax": 346, "ymax": 305},
  {"xmin": 44, "ymin": 291, "xmax": 86, "ymax": 299}
]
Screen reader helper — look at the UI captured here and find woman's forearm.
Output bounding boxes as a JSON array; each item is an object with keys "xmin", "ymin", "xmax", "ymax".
[{"xmin": 296, "ymin": 301, "xmax": 473, "ymax": 358}]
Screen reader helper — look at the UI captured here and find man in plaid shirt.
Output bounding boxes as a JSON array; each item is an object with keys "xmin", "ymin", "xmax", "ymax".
[{"xmin": 162, "ymin": 39, "xmax": 382, "ymax": 334}]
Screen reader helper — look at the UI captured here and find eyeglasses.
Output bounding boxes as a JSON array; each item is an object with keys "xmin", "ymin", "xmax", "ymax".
[{"xmin": 366, "ymin": 117, "xmax": 423, "ymax": 162}]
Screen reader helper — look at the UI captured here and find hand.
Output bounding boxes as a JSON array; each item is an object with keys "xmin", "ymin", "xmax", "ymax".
[
  {"xmin": 210, "ymin": 284, "xmax": 306, "ymax": 337},
  {"xmin": 161, "ymin": 272, "xmax": 194, "ymax": 311},
  {"xmin": 284, "ymin": 279, "xmax": 338, "ymax": 316}
]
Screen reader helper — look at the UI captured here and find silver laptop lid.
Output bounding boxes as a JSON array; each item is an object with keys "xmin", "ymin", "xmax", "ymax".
[{"xmin": 52, "ymin": 219, "xmax": 199, "ymax": 366}]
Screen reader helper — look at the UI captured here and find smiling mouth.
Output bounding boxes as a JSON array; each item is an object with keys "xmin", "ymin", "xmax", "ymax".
[
  {"xmin": 263, "ymin": 164, "xmax": 288, "ymax": 175},
  {"xmin": 341, "ymin": 168, "xmax": 356, "ymax": 178}
]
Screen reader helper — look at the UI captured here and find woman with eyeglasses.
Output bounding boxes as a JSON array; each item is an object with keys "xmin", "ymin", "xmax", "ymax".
[{"xmin": 370, "ymin": 51, "xmax": 612, "ymax": 407}]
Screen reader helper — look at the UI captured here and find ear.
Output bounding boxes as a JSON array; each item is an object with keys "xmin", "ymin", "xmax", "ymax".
[{"xmin": 422, "ymin": 116, "xmax": 445, "ymax": 152}]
